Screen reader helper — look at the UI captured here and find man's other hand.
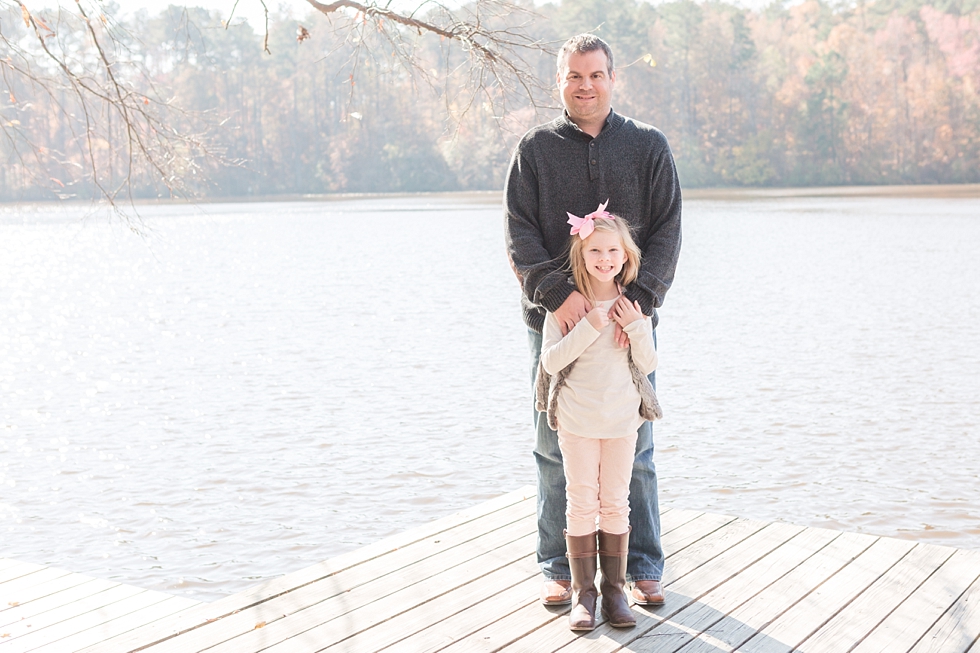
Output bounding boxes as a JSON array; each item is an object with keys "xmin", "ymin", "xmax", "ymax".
[
  {"xmin": 612, "ymin": 322, "xmax": 631, "ymax": 348},
  {"xmin": 554, "ymin": 291, "xmax": 592, "ymax": 335}
]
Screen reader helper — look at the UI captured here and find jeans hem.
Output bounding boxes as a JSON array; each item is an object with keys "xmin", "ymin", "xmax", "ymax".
[
  {"xmin": 542, "ymin": 574, "xmax": 572, "ymax": 582},
  {"xmin": 626, "ymin": 575, "xmax": 663, "ymax": 583}
]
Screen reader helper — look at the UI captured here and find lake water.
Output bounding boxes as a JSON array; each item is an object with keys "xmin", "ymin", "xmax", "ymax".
[{"xmin": 1, "ymin": 190, "xmax": 979, "ymax": 601}]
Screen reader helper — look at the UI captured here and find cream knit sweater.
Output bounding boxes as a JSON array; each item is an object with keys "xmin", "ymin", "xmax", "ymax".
[{"xmin": 540, "ymin": 298, "xmax": 658, "ymax": 439}]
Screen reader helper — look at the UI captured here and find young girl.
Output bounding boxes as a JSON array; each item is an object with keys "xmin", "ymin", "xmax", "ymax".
[{"xmin": 535, "ymin": 201, "xmax": 661, "ymax": 631}]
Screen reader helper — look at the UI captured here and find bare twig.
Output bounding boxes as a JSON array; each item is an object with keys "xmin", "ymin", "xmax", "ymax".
[
  {"xmin": 1, "ymin": 1, "xmax": 231, "ymax": 228},
  {"xmin": 303, "ymin": 0, "xmax": 554, "ymax": 116}
]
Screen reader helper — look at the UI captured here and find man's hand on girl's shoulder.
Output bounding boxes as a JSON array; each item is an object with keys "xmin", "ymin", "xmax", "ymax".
[{"xmin": 554, "ymin": 290, "xmax": 592, "ymax": 335}]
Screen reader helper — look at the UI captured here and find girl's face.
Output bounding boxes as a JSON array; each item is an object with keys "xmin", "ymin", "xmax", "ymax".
[{"xmin": 581, "ymin": 230, "xmax": 627, "ymax": 284}]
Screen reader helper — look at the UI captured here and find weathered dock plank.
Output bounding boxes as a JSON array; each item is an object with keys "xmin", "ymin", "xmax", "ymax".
[
  {"xmin": 25, "ymin": 595, "xmax": 200, "ymax": 653},
  {"xmin": 119, "ymin": 498, "xmax": 536, "ymax": 653},
  {"xmin": 2, "ymin": 591, "xmax": 187, "ymax": 653},
  {"xmin": 0, "ymin": 578, "xmax": 119, "ymax": 631},
  {"xmin": 790, "ymin": 542, "xmax": 954, "ymax": 652},
  {"xmin": 1, "ymin": 583, "xmax": 148, "ymax": 645},
  {"xmin": 735, "ymin": 535, "xmax": 918, "ymax": 653},
  {"xmin": 0, "ymin": 565, "xmax": 203, "ymax": 652},
  {"xmin": 908, "ymin": 572, "xmax": 980, "ymax": 653},
  {"xmin": 0, "ymin": 567, "xmax": 78, "ymax": 612},
  {"xmin": 256, "ymin": 534, "xmax": 536, "ymax": 653},
  {"xmin": 201, "ymin": 530, "xmax": 537, "ymax": 653},
  {"xmin": 6, "ymin": 486, "xmax": 980, "ymax": 653},
  {"xmin": 436, "ymin": 507, "xmax": 741, "ymax": 653},
  {"xmin": 851, "ymin": 547, "xmax": 980, "ymax": 653},
  {"xmin": 392, "ymin": 508, "xmax": 699, "ymax": 653},
  {"xmin": 388, "ymin": 572, "xmax": 541, "ymax": 653},
  {"xmin": 675, "ymin": 530, "xmax": 878, "ymax": 653},
  {"xmin": 0, "ymin": 561, "xmax": 24, "ymax": 575},
  {"xmin": 626, "ymin": 526, "xmax": 843, "ymax": 653},
  {"xmin": 0, "ymin": 562, "xmax": 45, "ymax": 586},
  {"xmin": 493, "ymin": 520, "xmax": 807, "ymax": 653},
  {"xmin": 79, "ymin": 486, "xmax": 536, "ymax": 653}
]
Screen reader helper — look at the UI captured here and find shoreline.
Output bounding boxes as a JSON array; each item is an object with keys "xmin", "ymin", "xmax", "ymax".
[{"xmin": 2, "ymin": 183, "xmax": 980, "ymax": 209}]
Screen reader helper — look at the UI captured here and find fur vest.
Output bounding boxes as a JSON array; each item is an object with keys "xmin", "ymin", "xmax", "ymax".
[{"xmin": 534, "ymin": 348, "xmax": 663, "ymax": 432}]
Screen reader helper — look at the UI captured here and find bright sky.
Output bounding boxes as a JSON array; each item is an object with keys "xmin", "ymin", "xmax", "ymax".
[
  {"xmin": 124, "ymin": 0, "xmax": 313, "ymax": 26},
  {"xmin": 29, "ymin": 0, "xmax": 314, "ymax": 28},
  {"xmin": 36, "ymin": 0, "xmax": 774, "ymax": 32}
]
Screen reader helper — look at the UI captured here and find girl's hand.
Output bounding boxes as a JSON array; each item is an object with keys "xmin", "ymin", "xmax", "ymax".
[
  {"xmin": 612, "ymin": 296, "xmax": 644, "ymax": 328},
  {"xmin": 585, "ymin": 305, "xmax": 610, "ymax": 330}
]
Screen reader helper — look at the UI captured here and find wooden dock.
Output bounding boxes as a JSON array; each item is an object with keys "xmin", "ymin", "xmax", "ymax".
[
  {"xmin": 3, "ymin": 486, "xmax": 980, "ymax": 652},
  {"xmin": 0, "ymin": 560, "xmax": 202, "ymax": 652}
]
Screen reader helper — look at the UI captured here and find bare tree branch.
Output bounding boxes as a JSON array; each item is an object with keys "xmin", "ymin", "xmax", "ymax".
[
  {"xmin": 0, "ymin": 0, "xmax": 555, "ymax": 218},
  {"xmin": 300, "ymin": 0, "xmax": 554, "ymax": 117},
  {"xmin": 1, "ymin": 1, "xmax": 234, "ymax": 228}
]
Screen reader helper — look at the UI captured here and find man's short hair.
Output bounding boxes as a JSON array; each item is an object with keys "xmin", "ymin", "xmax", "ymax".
[{"xmin": 557, "ymin": 34, "xmax": 615, "ymax": 75}]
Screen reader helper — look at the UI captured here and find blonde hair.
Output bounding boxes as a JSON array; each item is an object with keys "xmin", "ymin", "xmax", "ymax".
[{"xmin": 568, "ymin": 216, "xmax": 641, "ymax": 305}]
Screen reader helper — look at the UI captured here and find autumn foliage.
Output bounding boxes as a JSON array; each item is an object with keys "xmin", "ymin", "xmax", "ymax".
[
  {"xmin": 605, "ymin": 0, "xmax": 980, "ymax": 186},
  {"xmin": 1, "ymin": 0, "xmax": 978, "ymax": 199}
]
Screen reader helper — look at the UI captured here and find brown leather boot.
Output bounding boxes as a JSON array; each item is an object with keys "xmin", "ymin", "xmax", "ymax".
[
  {"xmin": 565, "ymin": 531, "xmax": 599, "ymax": 631},
  {"xmin": 598, "ymin": 529, "xmax": 636, "ymax": 628}
]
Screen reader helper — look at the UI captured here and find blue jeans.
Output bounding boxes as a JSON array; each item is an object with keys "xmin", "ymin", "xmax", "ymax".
[{"xmin": 528, "ymin": 328, "xmax": 664, "ymax": 582}]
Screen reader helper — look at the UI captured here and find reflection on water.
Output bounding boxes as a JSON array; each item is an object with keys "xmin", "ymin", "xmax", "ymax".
[{"xmin": 1, "ymin": 192, "xmax": 978, "ymax": 600}]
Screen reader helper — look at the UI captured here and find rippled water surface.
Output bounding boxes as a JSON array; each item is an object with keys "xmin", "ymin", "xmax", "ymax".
[{"xmin": 1, "ymin": 192, "xmax": 978, "ymax": 600}]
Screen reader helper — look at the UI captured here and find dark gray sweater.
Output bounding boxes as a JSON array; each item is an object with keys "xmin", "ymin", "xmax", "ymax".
[{"xmin": 504, "ymin": 109, "xmax": 683, "ymax": 333}]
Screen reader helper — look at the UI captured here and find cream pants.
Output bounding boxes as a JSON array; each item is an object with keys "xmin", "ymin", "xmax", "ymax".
[{"xmin": 558, "ymin": 430, "xmax": 639, "ymax": 537}]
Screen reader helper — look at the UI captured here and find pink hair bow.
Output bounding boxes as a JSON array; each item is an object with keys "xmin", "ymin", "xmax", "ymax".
[{"xmin": 567, "ymin": 200, "xmax": 613, "ymax": 239}]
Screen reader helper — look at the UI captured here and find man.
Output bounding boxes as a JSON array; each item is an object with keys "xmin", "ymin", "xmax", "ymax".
[{"xmin": 504, "ymin": 33, "xmax": 682, "ymax": 607}]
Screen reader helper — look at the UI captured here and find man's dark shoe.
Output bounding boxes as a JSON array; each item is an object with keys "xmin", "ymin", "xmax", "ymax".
[{"xmin": 631, "ymin": 579, "xmax": 666, "ymax": 605}]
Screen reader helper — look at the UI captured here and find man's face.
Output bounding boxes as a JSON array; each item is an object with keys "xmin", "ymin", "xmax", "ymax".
[{"xmin": 558, "ymin": 49, "xmax": 616, "ymax": 128}]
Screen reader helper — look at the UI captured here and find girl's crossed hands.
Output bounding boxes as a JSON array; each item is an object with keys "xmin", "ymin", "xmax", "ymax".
[{"xmin": 611, "ymin": 295, "xmax": 644, "ymax": 328}]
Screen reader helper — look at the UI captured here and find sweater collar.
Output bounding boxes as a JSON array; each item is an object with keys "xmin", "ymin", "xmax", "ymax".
[{"xmin": 554, "ymin": 109, "xmax": 624, "ymax": 141}]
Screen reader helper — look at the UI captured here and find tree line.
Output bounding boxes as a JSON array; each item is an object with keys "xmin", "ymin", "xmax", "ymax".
[{"xmin": 1, "ymin": 0, "xmax": 978, "ymax": 200}]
